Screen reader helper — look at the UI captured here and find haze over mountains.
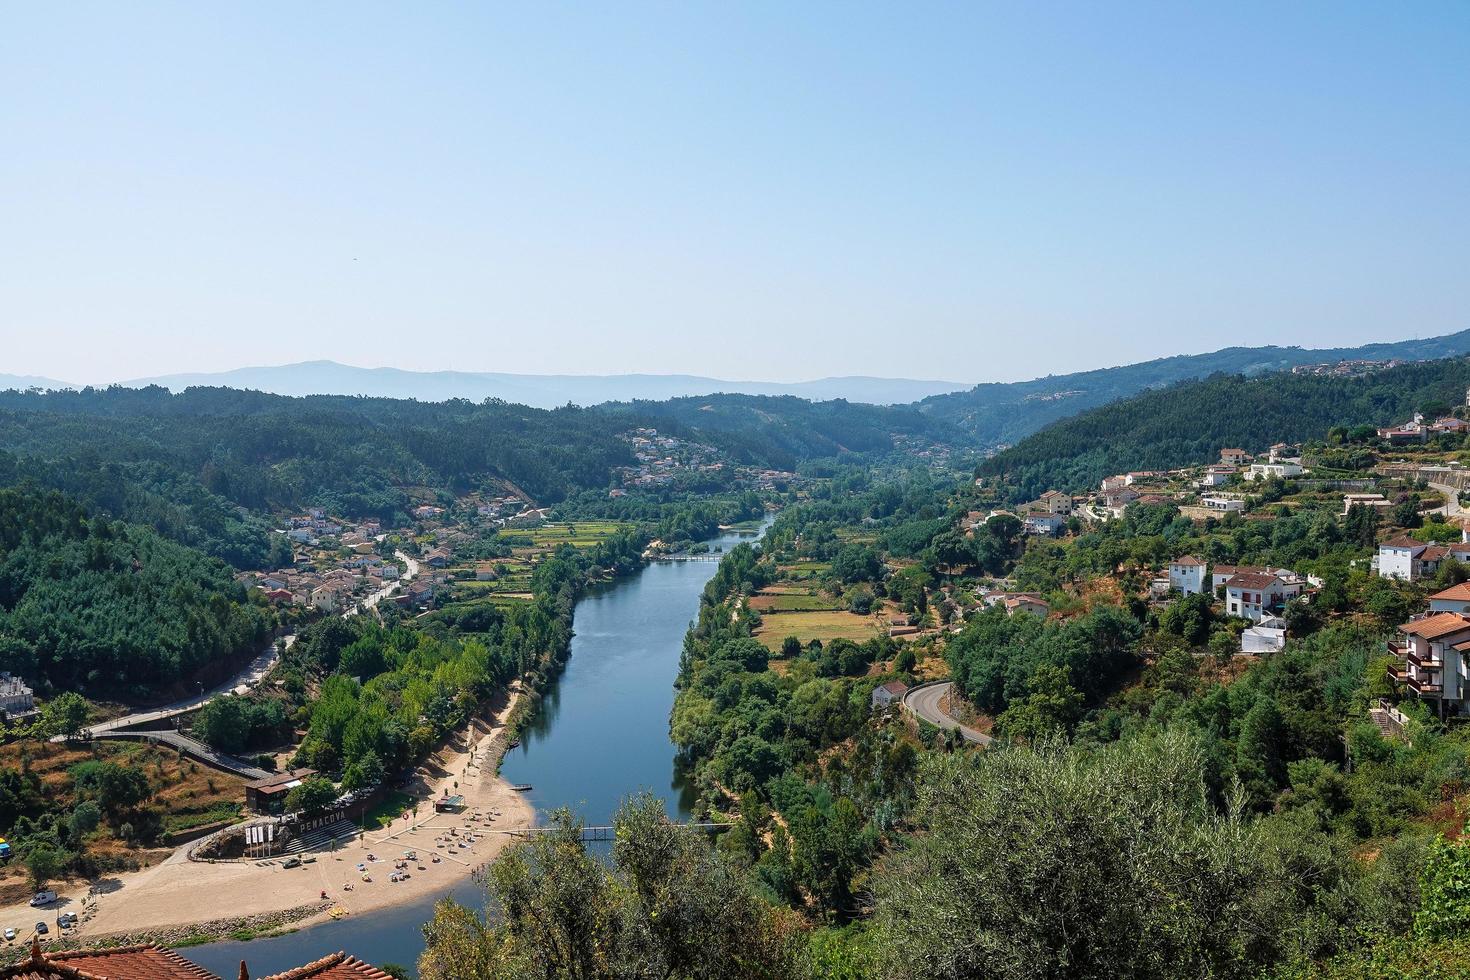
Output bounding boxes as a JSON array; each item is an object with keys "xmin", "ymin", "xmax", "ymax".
[
  {"xmin": 3, "ymin": 329, "xmax": 1467, "ymax": 451},
  {"xmin": 0, "ymin": 362, "xmax": 971, "ymax": 409}
]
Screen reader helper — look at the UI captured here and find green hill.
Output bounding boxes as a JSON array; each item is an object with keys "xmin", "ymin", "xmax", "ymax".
[
  {"xmin": 980, "ymin": 355, "xmax": 1470, "ymax": 501},
  {"xmin": 920, "ymin": 329, "xmax": 1470, "ymax": 449}
]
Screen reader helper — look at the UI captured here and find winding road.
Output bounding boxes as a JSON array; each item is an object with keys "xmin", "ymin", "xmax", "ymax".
[
  {"xmin": 903, "ymin": 681, "xmax": 993, "ymax": 745},
  {"xmin": 65, "ymin": 549, "xmax": 423, "ymax": 775}
]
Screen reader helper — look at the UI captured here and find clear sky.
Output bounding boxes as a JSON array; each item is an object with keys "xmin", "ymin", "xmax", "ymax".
[{"xmin": 3, "ymin": 2, "xmax": 1467, "ymax": 385}]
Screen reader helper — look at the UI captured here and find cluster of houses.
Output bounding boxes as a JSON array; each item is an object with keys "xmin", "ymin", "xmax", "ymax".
[
  {"xmin": 282, "ymin": 511, "xmax": 381, "ymax": 548},
  {"xmin": 1159, "ymin": 555, "xmax": 1316, "ymax": 654},
  {"xmin": 1376, "ymin": 411, "xmax": 1470, "ymax": 445},
  {"xmin": 1374, "ymin": 533, "xmax": 1470, "ymax": 581},
  {"xmin": 618, "ymin": 427, "xmax": 727, "ymax": 489}
]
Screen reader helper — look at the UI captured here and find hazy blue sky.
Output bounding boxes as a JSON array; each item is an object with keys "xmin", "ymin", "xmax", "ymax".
[{"xmin": 3, "ymin": 2, "xmax": 1467, "ymax": 384}]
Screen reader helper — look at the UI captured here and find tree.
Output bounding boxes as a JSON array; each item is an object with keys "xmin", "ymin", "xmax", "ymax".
[
  {"xmin": 995, "ymin": 665, "xmax": 1085, "ymax": 741},
  {"xmin": 873, "ymin": 732, "xmax": 1333, "ymax": 980},
  {"xmin": 69, "ymin": 760, "xmax": 151, "ymax": 817},
  {"xmin": 193, "ymin": 695, "xmax": 251, "ymax": 753},
  {"xmin": 67, "ymin": 801, "xmax": 102, "ymax": 846},
  {"xmin": 1159, "ymin": 592, "xmax": 1215, "ymax": 646},
  {"xmin": 42, "ymin": 692, "xmax": 89, "ymax": 742},
  {"xmin": 26, "ymin": 844, "xmax": 66, "ymax": 892},
  {"xmin": 285, "ymin": 777, "xmax": 338, "ymax": 816},
  {"xmin": 342, "ymin": 750, "xmax": 386, "ymax": 791},
  {"xmin": 419, "ymin": 796, "xmax": 799, "ymax": 980}
]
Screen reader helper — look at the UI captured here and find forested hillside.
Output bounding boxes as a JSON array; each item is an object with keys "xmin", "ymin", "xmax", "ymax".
[
  {"xmin": 0, "ymin": 388, "xmax": 963, "ymax": 566},
  {"xmin": 0, "ymin": 487, "xmax": 271, "ymax": 698},
  {"xmin": 981, "ymin": 356, "xmax": 1470, "ymax": 500},
  {"xmin": 920, "ymin": 329, "xmax": 1470, "ymax": 449},
  {"xmin": 597, "ymin": 393, "xmax": 964, "ymax": 469}
]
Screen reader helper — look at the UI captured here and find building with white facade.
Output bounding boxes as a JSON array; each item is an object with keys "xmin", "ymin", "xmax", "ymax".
[
  {"xmin": 1223, "ymin": 572, "xmax": 1301, "ymax": 623},
  {"xmin": 1388, "ymin": 612, "xmax": 1470, "ymax": 718},
  {"xmin": 1167, "ymin": 555, "xmax": 1207, "ymax": 596}
]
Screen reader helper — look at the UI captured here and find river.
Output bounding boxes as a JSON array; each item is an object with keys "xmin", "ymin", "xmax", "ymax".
[{"xmin": 185, "ymin": 521, "xmax": 767, "ymax": 978}]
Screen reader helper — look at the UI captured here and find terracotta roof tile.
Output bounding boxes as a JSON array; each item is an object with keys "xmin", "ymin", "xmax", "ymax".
[
  {"xmin": 256, "ymin": 953, "xmax": 394, "ymax": 980},
  {"xmin": 1431, "ymin": 583, "xmax": 1470, "ymax": 602},
  {"xmin": 1225, "ymin": 572, "xmax": 1281, "ymax": 590},
  {"xmin": 0, "ymin": 941, "xmax": 220, "ymax": 980},
  {"xmin": 1399, "ymin": 612, "xmax": 1470, "ymax": 641}
]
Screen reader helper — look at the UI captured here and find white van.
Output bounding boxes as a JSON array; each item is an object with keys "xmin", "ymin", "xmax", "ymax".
[{"xmin": 28, "ymin": 891, "xmax": 55, "ymax": 907}]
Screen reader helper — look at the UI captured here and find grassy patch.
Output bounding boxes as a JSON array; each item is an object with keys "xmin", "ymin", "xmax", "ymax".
[
  {"xmin": 357, "ymin": 790, "xmax": 415, "ymax": 830},
  {"xmin": 753, "ymin": 610, "xmax": 881, "ymax": 651}
]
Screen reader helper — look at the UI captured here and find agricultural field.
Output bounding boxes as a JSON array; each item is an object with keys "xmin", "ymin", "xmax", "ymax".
[
  {"xmin": 752, "ymin": 608, "xmax": 883, "ymax": 651},
  {"xmin": 506, "ymin": 521, "xmax": 629, "ymax": 548}
]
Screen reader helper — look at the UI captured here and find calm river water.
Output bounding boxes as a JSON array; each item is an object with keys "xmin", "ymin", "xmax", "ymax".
[{"xmin": 186, "ymin": 521, "xmax": 767, "ymax": 978}]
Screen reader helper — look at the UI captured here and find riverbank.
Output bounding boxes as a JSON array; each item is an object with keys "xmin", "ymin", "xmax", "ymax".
[{"xmin": 0, "ymin": 684, "xmax": 534, "ymax": 948}]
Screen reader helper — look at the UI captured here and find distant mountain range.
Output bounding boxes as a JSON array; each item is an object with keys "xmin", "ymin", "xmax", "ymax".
[
  {"xmin": 918, "ymin": 328, "xmax": 1470, "ymax": 449},
  {"xmin": 107, "ymin": 363, "xmax": 972, "ymax": 408},
  {"xmin": 0, "ymin": 373, "xmax": 72, "ymax": 391},
  {"xmin": 7, "ymin": 328, "xmax": 1468, "ymax": 429}
]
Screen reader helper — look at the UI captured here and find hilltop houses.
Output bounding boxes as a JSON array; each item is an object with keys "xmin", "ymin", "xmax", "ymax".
[{"xmin": 1219, "ymin": 448, "xmax": 1250, "ymax": 465}]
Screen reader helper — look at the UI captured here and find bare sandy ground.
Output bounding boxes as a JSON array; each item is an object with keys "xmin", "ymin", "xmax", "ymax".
[{"xmin": 0, "ymin": 685, "xmax": 535, "ymax": 944}]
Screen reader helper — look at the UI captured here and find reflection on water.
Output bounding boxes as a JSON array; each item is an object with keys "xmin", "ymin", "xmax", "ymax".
[{"xmin": 185, "ymin": 521, "xmax": 769, "ymax": 978}]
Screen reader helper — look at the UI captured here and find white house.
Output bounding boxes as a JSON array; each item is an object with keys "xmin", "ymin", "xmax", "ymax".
[
  {"xmin": 1023, "ymin": 512, "xmax": 1066, "ymax": 536},
  {"xmin": 1375, "ymin": 537, "xmax": 1470, "ymax": 581},
  {"xmin": 1219, "ymin": 448, "xmax": 1250, "ymax": 465},
  {"xmin": 1195, "ymin": 466, "xmax": 1235, "ymax": 488},
  {"xmin": 1224, "ymin": 572, "xmax": 1301, "ymax": 623},
  {"xmin": 1388, "ymin": 612, "xmax": 1470, "ymax": 718},
  {"xmin": 1245, "ymin": 460, "xmax": 1304, "ymax": 482},
  {"xmin": 1242, "ymin": 615, "xmax": 1287, "ymax": 654},
  {"xmin": 1004, "ymin": 595, "xmax": 1049, "ymax": 618},
  {"xmin": 1168, "ymin": 555, "xmax": 1207, "ymax": 596},
  {"xmin": 871, "ymin": 680, "xmax": 909, "ymax": 711},
  {"xmin": 1200, "ymin": 495, "xmax": 1245, "ymax": 513}
]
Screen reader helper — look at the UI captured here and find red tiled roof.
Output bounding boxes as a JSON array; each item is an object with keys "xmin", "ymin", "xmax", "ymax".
[
  {"xmin": 1399, "ymin": 612, "xmax": 1470, "ymax": 641},
  {"xmin": 1171, "ymin": 555, "xmax": 1204, "ymax": 566},
  {"xmin": 0, "ymin": 941, "xmax": 219, "ymax": 980},
  {"xmin": 1380, "ymin": 536, "xmax": 1425, "ymax": 551},
  {"xmin": 1225, "ymin": 572, "xmax": 1281, "ymax": 590},
  {"xmin": 1431, "ymin": 583, "xmax": 1470, "ymax": 602},
  {"xmin": 257, "ymin": 953, "xmax": 395, "ymax": 980}
]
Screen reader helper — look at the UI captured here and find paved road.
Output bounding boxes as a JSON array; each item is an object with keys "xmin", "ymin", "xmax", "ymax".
[
  {"xmin": 903, "ymin": 681, "xmax": 993, "ymax": 745},
  {"xmin": 92, "ymin": 729, "xmax": 271, "ymax": 780},
  {"xmin": 1429, "ymin": 481, "xmax": 1464, "ymax": 519},
  {"xmin": 73, "ymin": 549, "xmax": 420, "ymax": 739},
  {"xmin": 77, "ymin": 638, "xmax": 288, "ymax": 740}
]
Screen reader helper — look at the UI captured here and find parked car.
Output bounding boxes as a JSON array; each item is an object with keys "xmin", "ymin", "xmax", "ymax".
[
  {"xmin": 56, "ymin": 912, "xmax": 76, "ymax": 928},
  {"xmin": 33, "ymin": 922, "xmax": 47, "ymax": 935},
  {"xmin": 3, "ymin": 927, "xmax": 15, "ymax": 941},
  {"xmin": 28, "ymin": 891, "xmax": 55, "ymax": 907}
]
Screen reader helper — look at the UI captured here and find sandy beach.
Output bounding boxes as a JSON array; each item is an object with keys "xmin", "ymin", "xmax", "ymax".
[{"xmin": 0, "ymin": 686, "xmax": 535, "ymax": 946}]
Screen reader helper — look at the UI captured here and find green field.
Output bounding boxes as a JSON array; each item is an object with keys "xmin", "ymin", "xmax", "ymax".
[
  {"xmin": 753, "ymin": 592, "xmax": 841, "ymax": 612},
  {"xmin": 753, "ymin": 609, "xmax": 881, "ymax": 650}
]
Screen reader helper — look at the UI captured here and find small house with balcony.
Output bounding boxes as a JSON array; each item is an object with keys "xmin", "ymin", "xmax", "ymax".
[
  {"xmin": 1223, "ymin": 571, "xmax": 1301, "ymax": 623},
  {"xmin": 1388, "ymin": 612, "xmax": 1470, "ymax": 717}
]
